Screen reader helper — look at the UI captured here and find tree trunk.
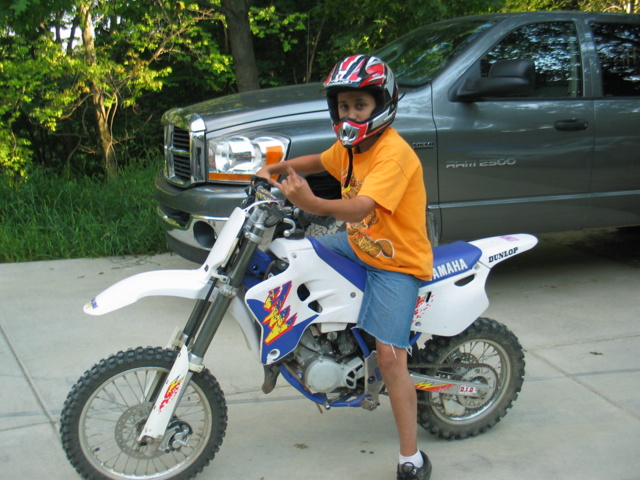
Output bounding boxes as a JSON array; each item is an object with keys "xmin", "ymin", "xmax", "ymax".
[
  {"xmin": 78, "ymin": 2, "xmax": 117, "ymax": 177},
  {"xmin": 626, "ymin": 1, "xmax": 636, "ymax": 13},
  {"xmin": 307, "ymin": 15, "xmax": 326, "ymax": 83},
  {"xmin": 221, "ymin": 0, "xmax": 260, "ymax": 92}
]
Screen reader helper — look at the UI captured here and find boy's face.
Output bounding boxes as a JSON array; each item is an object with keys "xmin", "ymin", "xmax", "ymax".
[{"xmin": 336, "ymin": 90, "xmax": 377, "ymax": 122}]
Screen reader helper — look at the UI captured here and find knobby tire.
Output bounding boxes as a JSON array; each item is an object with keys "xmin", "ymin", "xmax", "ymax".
[
  {"xmin": 60, "ymin": 346, "xmax": 227, "ymax": 480},
  {"xmin": 412, "ymin": 317, "xmax": 525, "ymax": 440}
]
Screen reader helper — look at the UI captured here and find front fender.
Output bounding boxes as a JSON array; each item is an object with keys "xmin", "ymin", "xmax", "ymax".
[
  {"xmin": 84, "ymin": 206, "xmax": 248, "ymax": 316},
  {"xmin": 84, "ymin": 268, "xmax": 211, "ymax": 315}
]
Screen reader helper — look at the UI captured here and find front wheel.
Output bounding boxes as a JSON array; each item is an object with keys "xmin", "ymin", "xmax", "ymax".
[
  {"xmin": 413, "ymin": 317, "xmax": 525, "ymax": 440},
  {"xmin": 60, "ymin": 347, "xmax": 227, "ymax": 480}
]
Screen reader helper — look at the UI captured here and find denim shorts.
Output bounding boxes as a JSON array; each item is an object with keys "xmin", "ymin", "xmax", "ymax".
[{"xmin": 316, "ymin": 231, "xmax": 420, "ymax": 348}]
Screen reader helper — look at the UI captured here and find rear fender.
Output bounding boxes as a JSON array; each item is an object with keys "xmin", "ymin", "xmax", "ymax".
[
  {"xmin": 411, "ymin": 233, "xmax": 537, "ymax": 336},
  {"xmin": 470, "ymin": 233, "xmax": 538, "ymax": 268}
]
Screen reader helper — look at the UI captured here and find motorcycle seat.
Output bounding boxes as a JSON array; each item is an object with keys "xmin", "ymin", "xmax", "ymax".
[{"xmin": 423, "ymin": 241, "xmax": 482, "ymax": 286}]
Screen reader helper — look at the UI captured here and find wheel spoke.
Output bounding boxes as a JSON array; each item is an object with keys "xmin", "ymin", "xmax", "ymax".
[
  {"xmin": 414, "ymin": 318, "xmax": 525, "ymax": 439},
  {"xmin": 61, "ymin": 347, "xmax": 227, "ymax": 480}
]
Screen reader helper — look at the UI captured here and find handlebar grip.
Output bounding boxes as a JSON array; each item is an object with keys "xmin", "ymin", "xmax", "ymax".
[
  {"xmin": 242, "ymin": 176, "xmax": 273, "ymax": 207},
  {"xmin": 250, "ymin": 175, "xmax": 271, "ymax": 191},
  {"xmin": 297, "ymin": 210, "xmax": 337, "ymax": 229}
]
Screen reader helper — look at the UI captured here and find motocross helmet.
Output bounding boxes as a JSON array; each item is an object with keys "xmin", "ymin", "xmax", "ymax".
[{"xmin": 323, "ymin": 55, "xmax": 399, "ymax": 148}]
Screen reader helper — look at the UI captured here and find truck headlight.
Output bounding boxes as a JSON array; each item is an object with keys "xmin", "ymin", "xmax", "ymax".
[{"xmin": 207, "ymin": 134, "xmax": 289, "ymax": 183}]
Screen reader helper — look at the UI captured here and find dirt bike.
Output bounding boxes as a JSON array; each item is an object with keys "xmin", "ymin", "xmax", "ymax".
[{"xmin": 60, "ymin": 178, "xmax": 537, "ymax": 480}]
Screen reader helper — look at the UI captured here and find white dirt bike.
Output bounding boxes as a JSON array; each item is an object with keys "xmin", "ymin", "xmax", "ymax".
[{"xmin": 60, "ymin": 179, "xmax": 537, "ymax": 480}]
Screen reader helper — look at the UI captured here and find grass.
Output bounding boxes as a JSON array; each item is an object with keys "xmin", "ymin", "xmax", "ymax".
[{"xmin": 0, "ymin": 163, "xmax": 169, "ymax": 263}]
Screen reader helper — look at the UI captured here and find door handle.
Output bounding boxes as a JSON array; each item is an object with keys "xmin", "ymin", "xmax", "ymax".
[{"xmin": 555, "ymin": 119, "xmax": 589, "ymax": 131}]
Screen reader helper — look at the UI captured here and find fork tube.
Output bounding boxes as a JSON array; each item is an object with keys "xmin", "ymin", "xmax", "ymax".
[
  {"xmin": 182, "ymin": 279, "xmax": 218, "ymax": 341},
  {"xmin": 190, "ymin": 232, "xmax": 262, "ymax": 359}
]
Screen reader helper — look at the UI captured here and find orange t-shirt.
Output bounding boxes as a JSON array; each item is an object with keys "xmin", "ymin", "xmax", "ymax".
[{"xmin": 320, "ymin": 128, "xmax": 433, "ymax": 280}]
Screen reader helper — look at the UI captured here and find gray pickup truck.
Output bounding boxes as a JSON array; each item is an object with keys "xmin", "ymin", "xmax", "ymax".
[{"xmin": 156, "ymin": 11, "xmax": 640, "ymax": 263}]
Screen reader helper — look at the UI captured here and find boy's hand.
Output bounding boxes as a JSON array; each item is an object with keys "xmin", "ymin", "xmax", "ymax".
[
  {"xmin": 254, "ymin": 166, "xmax": 272, "ymax": 181},
  {"xmin": 271, "ymin": 164, "xmax": 317, "ymax": 211}
]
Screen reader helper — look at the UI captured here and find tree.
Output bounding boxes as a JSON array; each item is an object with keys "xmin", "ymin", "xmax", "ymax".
[
  {"xmin": 221, "ymin": 0, "xmax": 260, "ymax": 92},
  {"xmin": 1, "ymin": 0, "xmax": 229, "ymax": 178},
  {"xmin": 191, "ymin": 0, "xmax": 262, "ymax": 92},
  {"xmin": 77, "ymin": 1, "xmax": 117, "ymax": 176}
]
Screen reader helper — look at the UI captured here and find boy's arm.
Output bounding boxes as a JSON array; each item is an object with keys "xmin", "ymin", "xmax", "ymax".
[
  {"xmin": 273, "ymin": 165, "xmax": 375, "ymax": 223},
  {"xmin": 256, "ymin": 154, "xmax": 324, "ymax": 178}
]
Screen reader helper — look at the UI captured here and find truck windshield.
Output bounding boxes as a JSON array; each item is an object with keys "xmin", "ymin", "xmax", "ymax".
[{"xmin": 376, "ymin": 18, "xmax": 497, "ymax": 87}]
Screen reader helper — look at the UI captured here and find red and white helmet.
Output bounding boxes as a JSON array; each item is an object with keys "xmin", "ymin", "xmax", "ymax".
[{"xmin": 323, "ymin": 55, "xmax": 399, "ymax": 148}]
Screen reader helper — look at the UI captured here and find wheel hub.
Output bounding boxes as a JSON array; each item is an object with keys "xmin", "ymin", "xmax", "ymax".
[
  {"xmin": 159, "ymin": 420, "xmax": 193, "ymax": 453},
  {"xmin": 114, "ymin": 403, "xmax": 161, "ymax": 459},
  {"xmin": 457, "ymin": 366, "xmax": 497, "ymax": 408}
]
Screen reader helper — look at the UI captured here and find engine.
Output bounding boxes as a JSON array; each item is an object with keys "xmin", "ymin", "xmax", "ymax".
[{"xmin": 290, "ymin": 328, "xmax": 364, "ymax": 394}]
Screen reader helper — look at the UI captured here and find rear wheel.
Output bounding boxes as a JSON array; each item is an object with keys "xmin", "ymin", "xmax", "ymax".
[
  {"xmin": 60, "ymin": 347, "xmax": 227, "ymax": 480},
  {"xmin": 413, "ymin": 318, "xmax": 525, "ymax": 440}
]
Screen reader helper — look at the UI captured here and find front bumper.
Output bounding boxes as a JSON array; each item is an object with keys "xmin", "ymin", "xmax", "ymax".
[
  {"xmin": 155, "ymin": 171, "xmax": 342, "ymax": 262},
  {"xmin": 155, "ymin": 174, "xmax": 247, "ymax": 263}
]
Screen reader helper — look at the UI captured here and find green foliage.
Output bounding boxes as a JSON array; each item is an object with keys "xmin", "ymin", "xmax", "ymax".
[
  {"xmin": 501, "ymin": 0, "xmax": 581, "ymax": 10},
  {"xmin": 500, "ymin": 0, "xmax": 637, "ymax": 12},
  {"xmin": 0, "ymin": 34, "xmax": 82, "ymax": 178},
  {"xmin": 249, "ymin": 5, "xmax": 306, "ymax": 53},
  {"xmin": 1, "ymin": 0, "xmax": 236, "ymax": 179},
  {"xmin": 0, "ymin": 161, "xmax": 168, "ymax": 262}
]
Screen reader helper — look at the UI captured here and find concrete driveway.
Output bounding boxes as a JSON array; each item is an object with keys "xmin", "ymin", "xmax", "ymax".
[{"xmin": 1, "ymin": 228, "xmax": 639, "ymax": 480}]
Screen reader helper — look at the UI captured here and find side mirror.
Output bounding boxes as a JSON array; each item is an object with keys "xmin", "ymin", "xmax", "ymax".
[{"xmin": 453, "ymin": 59, "xmax": 535, "ymax": 102}]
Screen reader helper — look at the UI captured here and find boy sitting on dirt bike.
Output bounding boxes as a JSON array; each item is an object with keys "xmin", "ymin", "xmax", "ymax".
[{"xmin": 257, "ymin": 54, "xmax": 434, "ymax": 480}]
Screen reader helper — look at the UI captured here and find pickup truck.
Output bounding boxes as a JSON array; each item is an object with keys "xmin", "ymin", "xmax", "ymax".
[{"xmin": 156, "ymin": 11, "xmax": 640, "ymax": 263}]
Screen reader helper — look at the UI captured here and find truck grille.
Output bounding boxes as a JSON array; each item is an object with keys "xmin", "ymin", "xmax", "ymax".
[
  {"xmin": 169, "ymin": 127, "xmax": 192, "ymax": 182},
  {"xmin": 163, "ymin": 114, "xmax": 205, "ymax": 186}
]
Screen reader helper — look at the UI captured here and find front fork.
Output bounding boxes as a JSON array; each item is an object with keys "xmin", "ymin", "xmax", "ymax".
[
  {"xmin": 137, "ymin": 210, "xmax": 265, "ymax": 447},
  {"xmin": 138, "ymin": 344, "xmax": 197, "ymax": 441}
]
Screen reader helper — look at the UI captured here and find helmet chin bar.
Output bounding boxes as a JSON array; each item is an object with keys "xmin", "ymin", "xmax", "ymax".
[
  {"xmin": 335, "ymin": 118, "xmax": 369, "ymax": 148},
  {"xmin": 334, "ymin": 106, "xmax": 394, "ymax": 148}
]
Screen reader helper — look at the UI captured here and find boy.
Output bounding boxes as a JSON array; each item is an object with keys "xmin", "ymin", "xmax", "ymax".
[{"xmin": 257, "ymin": 55, "xmax": 433, "ymax": 480}]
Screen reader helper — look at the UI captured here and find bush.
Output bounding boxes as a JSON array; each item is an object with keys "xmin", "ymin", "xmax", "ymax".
[{"xmin": 0, "ymin": 163, "xmax": 169, "ymax": 262}]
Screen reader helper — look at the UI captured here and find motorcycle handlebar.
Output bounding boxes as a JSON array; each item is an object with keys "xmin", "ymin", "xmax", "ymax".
[
  {"xmin": 251, "ymin": 175, "xmax": 271, "ymax": 190},
  {"xmin": 243, "ymin": 176, "xmax": 275, "ymax": 208},
  {"xmin": 295, "ymin": 209, "xmax": 337, "ymax": 230},
  {"xmin": 247, "ymin": 175, "xmax": 335, "ymax": 230}
]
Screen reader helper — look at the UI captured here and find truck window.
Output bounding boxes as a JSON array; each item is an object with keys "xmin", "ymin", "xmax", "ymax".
[
  {"xmin": 590, "ymin": 22, "xmax": 640, "ymax": 97},
  {"xmin": 481, "ymin": 22, "xmax": 583, "ymax": 98},
  {"xmin": 376, "ymin": 18, "xmax": 495, "ymax": 87}
]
